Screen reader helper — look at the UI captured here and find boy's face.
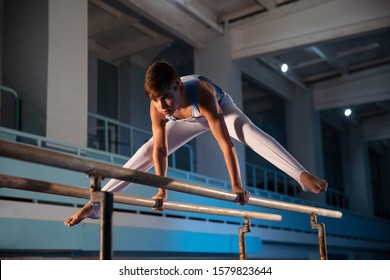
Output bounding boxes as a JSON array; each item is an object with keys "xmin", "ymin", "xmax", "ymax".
[{"xmin": 151, "ymin": 80, "xmax": 183, "ymax": 117}]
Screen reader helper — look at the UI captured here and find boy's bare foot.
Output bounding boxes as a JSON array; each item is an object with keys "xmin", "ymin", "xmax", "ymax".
[
  {"xmin": 300, "ymin": 172, "xmax": 328, "ymax": 194},
  {"xmin": 64, "ymin": 202, "xmax": 94, "ymax": 227},
  {"xmin": 232, "ymin": 187, "xmax": 250, "ymax": 206}
]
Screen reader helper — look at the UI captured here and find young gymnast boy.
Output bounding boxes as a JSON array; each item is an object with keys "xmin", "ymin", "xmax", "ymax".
[{"xmin": 64, "ymin": 61, "xmax": 327, "ymax": 227}]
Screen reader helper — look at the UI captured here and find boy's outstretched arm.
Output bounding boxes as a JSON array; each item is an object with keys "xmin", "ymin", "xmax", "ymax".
[
  {"xmin": 150, "ymin": 102, "xmax": 169, "ymax": 210},
  {"xmin": 197, "ymin": 81, "xmax": 250, "ymax": 206}
]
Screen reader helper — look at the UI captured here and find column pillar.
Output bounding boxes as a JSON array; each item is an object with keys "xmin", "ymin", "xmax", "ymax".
[
  {"xmin": 0, "ymin": 0, "xmax": 3, "ymax": 84},
  {"xmin": 346, "ymin": 123, "xmax": 373, "ymax": 216},
  {"xmin": 119, "ymin": 56, "xmax": 149, "ymax": 130},
  {"xmin": 2, "ymin": 0, "xmax": 88, "ymax": 146},
  {"xmin": 0, "ymin": 0, "xmax": 5, "ymax": 127},
  {"xmin": 46, "ymin": 0, "xmax": 88, "ymax": 146},
  {"xmin": 384, "ymin": 150, "xmax": 390, "ymax": 210},
  {"xmin": 285, "ymin": 90, "xmax": 325, "ymax": 203},
  {"xmin": 118, "ymin": 56, "xmax": 150, "ymax": 156},
  {"xmin": 3, "ymin": 0, "xmax": 49, "ymax": 135},
  {"xmin": 194, "ymin": 28, "xmax": 247, "ymax": 184}
]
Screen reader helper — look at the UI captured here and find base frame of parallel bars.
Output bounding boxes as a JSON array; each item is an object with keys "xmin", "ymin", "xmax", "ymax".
[
  {"xmin": 90, "ymin": 176, "xmax": 114, "ymax": 260},
  {"xmin": 239, "ymin": 217, "xmax": 251, "ymax": 260},
  {"xmin": 310, "ymin": 213, "xmax": 328, "ymax": 260}
]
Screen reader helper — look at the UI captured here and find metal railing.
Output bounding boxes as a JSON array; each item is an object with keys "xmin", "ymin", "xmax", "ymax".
[
  {"xmin": 88, "ymin": 112, "xmax": 195, "ymax": 172},
  {"xmin": 374, "ymin": 203, "xmax": 390, "ymax": 220},
  {"xmin": 246, "ymin": 163, "xmax": 300, "ymax": 196},
  {"xmin": 0, "ymin": 139, "xmax": 343, "ymax": 260},
  {"xmin": 326, "ymin": 188, "xmax": 349, "ymax": 209},
  {"xmin": 247, "ymin": 163, "xmax": 349, "ymax": 209},
  {"xmin": 0, "ymin": 126, "xmax": 129, "ymax": 164}
]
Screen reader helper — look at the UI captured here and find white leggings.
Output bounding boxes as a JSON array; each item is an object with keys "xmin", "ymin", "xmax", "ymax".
[{"xmin": 102, "ymin": 94, "xmax": 307, "ymax": 193}]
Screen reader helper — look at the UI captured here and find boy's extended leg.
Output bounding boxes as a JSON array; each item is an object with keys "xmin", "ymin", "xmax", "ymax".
[
  {"xmin": 64, "ymin": 120, "xmax": 209, "ymax": 226},
  {"xmin": 220, "ymin": 94, "xmax": 327, "ymax": 194},
  {"xmin": 64, "ymin": 202, "xmax": 94, "ymax": 227}
]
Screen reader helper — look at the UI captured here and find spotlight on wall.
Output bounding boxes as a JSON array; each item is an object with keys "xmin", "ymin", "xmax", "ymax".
[
  {"xmin": 344, "ymin": 108, "xmax": 352, "ymax": 117},
  {"xmin": 281, "ymin": 63, "xmax": 288, "ymax": 73}
]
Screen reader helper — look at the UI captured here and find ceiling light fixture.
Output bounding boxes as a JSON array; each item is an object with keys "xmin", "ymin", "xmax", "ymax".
[
  {"xmin": 344, "ymin": 108, "xmax": 352, "ymax": 117},
  {"xmin": 281, "ymin": 63, "xmax": 288, "ymax": 72}
]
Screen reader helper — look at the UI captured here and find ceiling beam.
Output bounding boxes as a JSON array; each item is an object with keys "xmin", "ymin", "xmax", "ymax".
[
  {"xmin": 130, "ymin": 21, "xmax": 159, "ymax": 39},
  {"xmin": 255, "ymin": 0, "xmax": 276, "ymax": 11},
  {"xmin": 229, "ymin": 0, "xmax": 390, "ymax": 60},
  {"xmin": 376, "ymin": 101, "xmax": 390, "ymax": 113},
  {"xmin": 259, "ymin": 57, "xmax": 309, "ymax": 92},
  {"xmin": 337, "ymin": 43, "xmax": 380, "ymax": 58},
  {"xmin": 375, "ymin": 34, "xmax": 390, "ymax": 56},
  {"xmin": 220, "ymin": 5, "xmax": 264, "ymax": 22},
  {"xmin": 88, "ymin": 39, "xmax": 111, "ymax": 62},
  {"xmin": 110, "ymin": 36, "xmax": 173, "ymax": 60},
  {"xmin": 117, "ymin": 0, "xmax": 208, "ymax": 49},
  {"xmin": 238, "ymin": 59, "xmax": 296, "ymax": 101},
  {"xmin": 312, "ymin": 64, "xmax": 390, "ymax": 110},
  {"xmin": 363, "ymin": 114, "xmax": 390, "ymax": 141},
  {"xmin": 307, "ymin": 46, "xmax": 348, "ymax": 75},
  {"xmin": 88, "ymin": 16, "xmax": 137, "ymax": 37},
  {"xmin": 292, "ymin": 57, "xmax": 323, "ymax": 70},
  {"xmin": 349, "ymin": 57, "xmax": 390, "ymax": 72},
  {"xmin": 171, "ymin": 0, "xmax": 224, "ymax": 34},
  {"xmin": 303, "ymin": 70, "xmax": 340, "ymax": 84},
  {"xmin": 89, "ymin": 0, "xmax": 122, "ymax": 18}
]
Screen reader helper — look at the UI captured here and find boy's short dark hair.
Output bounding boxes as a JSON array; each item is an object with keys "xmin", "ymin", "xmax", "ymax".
[{"xmin": 144, "ymin": 60, "xmax": 180, "ymax": 99}]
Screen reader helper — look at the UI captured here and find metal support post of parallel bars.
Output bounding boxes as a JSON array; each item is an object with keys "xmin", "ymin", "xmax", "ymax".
[
  {"xmin": 239, "ymin": 217, "xmax": 251, "ymax": 260},
  {"xmin": 311, "ymin": 213, "xmax": 327, "ymax": 260},
  {"xmin": 89, "ymin": 176, "xmax": 113, "ymax": 260},
  {"xmin": 100, "ymin": 191, "xmax": 113, "ymax": 260}
]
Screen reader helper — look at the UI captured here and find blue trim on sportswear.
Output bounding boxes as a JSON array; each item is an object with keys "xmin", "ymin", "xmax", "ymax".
[{"xmin": 167, "ymin": 75, "xmax": 225, "ymax": 121}]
